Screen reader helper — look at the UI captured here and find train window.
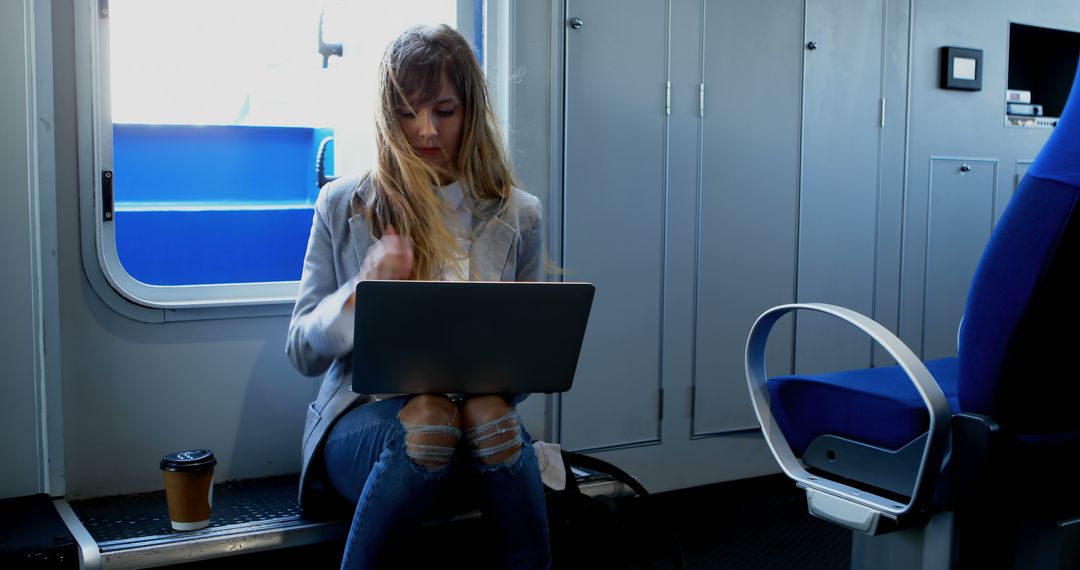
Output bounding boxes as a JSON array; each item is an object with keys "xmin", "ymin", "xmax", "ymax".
[{"xmin": 80, "ymin": 0, "xmax": 486, "ymax": 312}]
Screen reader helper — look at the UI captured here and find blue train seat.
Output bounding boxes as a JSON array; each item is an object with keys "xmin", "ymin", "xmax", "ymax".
[{"xmin": 745, "ymin": 60, "xmax": 1080, "ymax": 563}]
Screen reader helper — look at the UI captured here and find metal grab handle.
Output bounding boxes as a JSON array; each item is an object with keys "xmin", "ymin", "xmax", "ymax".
[{"xmin": 318, "ymin": 10, "xmax": 343, "ymax": 68}]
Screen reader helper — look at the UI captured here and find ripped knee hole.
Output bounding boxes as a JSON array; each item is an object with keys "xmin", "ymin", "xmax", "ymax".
[
  {"xmin": 402, "ymin": 423, "xmax": 461, "ymax": 469},
  {"xmin": 464, "ymin": 412, "xmax": 522, "ymax": 465}
]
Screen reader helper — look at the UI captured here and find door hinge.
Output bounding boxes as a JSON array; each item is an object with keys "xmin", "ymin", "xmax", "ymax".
[
  {"xmin": 658, "ymin": 388, "xmax": 664, "ymax": 421},
  {"xmin": 880, "ymin": 97, "xmax": 886, "ymax": 128},
  {"xmin": 99, "ymin": 0, "xmax": 109, "ymax": 18},
  {"xmin": 665, "ymin": 81, "xmax": 671, "ymax": 116},
  {"xmin": 699, "ymin": 84, "xmax": 705, "ymax": 117},
  {"xmin": 690, "ymin": 384, "xmax": 696, "ymax": 417}
]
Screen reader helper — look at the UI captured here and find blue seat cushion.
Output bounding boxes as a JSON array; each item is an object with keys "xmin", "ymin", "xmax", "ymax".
[{"xmin": 767, "ymin": 358, "xmax": 960, "ymax": 455}]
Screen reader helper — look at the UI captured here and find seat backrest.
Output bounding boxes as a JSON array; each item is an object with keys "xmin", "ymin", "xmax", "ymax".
[{"xmin": 958, "ymin": 60, "xmax": 1080, "ymax": 433}]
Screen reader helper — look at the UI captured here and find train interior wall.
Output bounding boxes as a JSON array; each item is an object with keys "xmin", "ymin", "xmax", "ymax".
[{"xmin": 2, "ymin": 0, "xmax": 1078, "ymax": 503}]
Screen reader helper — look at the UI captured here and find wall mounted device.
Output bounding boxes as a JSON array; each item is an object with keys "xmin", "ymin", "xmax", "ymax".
[
  {"xmin": 940, "ymin": 46, "xmax": 983, "ymax": 91},
  {"xmin": 1007, "ymin": 102, "xmax": 1043, "ymax": 116},
  {"xmin": 1006, "ymin": 89, "xmax": 1031, "ymax": 103},
  {"xmin": 1007, "ymin": 23, "xmax": 1080, "ymax": 128}
]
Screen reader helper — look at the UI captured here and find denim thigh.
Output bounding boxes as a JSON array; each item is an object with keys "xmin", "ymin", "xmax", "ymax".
[{"xmin": 322, "ymin": 397, "xmax": 412, "ymax": 505}]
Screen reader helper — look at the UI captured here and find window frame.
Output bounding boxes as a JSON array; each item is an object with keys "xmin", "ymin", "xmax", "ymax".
[{"xmin": 75, "ymin": 1, "xmax": 493, "ymax": 321}]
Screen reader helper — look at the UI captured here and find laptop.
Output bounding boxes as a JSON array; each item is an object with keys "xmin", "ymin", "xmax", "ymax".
[{"xmin": 351, "ymin": 281, "xmax": 595, "ymax": 395}]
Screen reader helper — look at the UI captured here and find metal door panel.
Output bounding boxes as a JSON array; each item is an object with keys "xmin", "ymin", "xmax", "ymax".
[
  {"xmin": 692, "ymin": 0, "xmax": 802, "ymax": 435},
  {"xmin": 796, "ymin": 0, "xmax": 886, "ymax": 374},
  {"xmin": 923, "ymin": 158, "xmax": 997, "ymax": 360},
  {"xmin": 561, "ymin": 0, "xmax": 668, "ymax": 450}
]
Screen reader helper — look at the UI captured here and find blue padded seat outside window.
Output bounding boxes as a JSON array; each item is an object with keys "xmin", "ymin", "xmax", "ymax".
[
  {"xmin": 112, "ymin": 124, "xmax": 331, "ymax": 285},
  {"xmin": 768, "ymin": 358, "xmax": 960, "ymax": 456}
]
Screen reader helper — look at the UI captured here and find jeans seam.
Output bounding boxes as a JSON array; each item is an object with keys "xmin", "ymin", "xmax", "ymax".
[{"xmin": 341, "ymin": 439, "xmax": 397, "ymax": 569}]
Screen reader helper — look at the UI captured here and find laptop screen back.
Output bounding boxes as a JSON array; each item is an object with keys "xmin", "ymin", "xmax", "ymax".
[{"xmin": 351, "ymin": 281, "xmax": 594, "ymax": 395}]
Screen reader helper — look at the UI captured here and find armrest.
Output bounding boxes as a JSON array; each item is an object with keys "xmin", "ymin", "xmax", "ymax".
[{"xmin": 744, "ymin": 303, "xmax": 951, "ymax": 528}]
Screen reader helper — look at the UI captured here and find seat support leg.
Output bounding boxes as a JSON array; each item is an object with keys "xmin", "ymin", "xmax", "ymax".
[
  {"xmin": 851, "ymin": 511, "xmax": 956, "ymax": 570},
  {"xmin": 854, "ymin": 510, "xmax": 1080, "ymax": 569}
]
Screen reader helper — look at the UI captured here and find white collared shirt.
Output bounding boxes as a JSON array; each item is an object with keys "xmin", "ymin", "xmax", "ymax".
[{"xmin": 438, "ymin": 180, "xmax": 473, "ymax": 281}]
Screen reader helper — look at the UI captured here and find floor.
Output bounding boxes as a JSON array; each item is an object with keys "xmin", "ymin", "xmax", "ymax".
[{"xmin": 160, "ymin": 474, "xmax": 851, "ymax": 569}]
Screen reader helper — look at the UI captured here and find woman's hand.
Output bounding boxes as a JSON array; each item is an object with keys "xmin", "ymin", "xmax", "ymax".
[
  {"xmin": 346, "ymin": 226, "xmax": 413, "ymax": 309},
  {"xmin": 364, "ymin": 225, "xmax": 414, "ymax": 280}
]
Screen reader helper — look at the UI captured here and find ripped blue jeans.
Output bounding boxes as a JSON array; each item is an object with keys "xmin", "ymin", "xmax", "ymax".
[{"xmin": 323, "ymin": 396, "xmax": 551, "ymax": 570}]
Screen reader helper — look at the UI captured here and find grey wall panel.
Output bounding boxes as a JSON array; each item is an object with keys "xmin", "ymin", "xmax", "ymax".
[
  {"xmin": 1016, "ymin": 160, "xmax": 1032, "ymax": 189},
  {"xmin": 870, "ymin": 0, "xmax": 913, "ymax": 368},
  {"xmin": 510, "ymin": 0, "xmax": 555, "ymax": 229},
  {"xmin": 560, "ymin": 0, "xmax": 668, "ymax": 451},
  {"xmin": 662, "ymin": 0, "xmax": 705, "ymax": 443},
  {"xmin": 692, "ymin": 0, "xmax": 802, "ymax": 435},
  {"xmin": 50, "ymin": 0, "xmax": 321, "ymax": 499},
  {"xmin": 796, "ymin": 0, "xmax": 886, "ymax": 374},
  {"xmin": 922, "ymin": 158, "xmax": 997, "ymax": 361},
  {"xmin": 508, "ymin": 0, "xmax": 559, "ymax": 444},
  {"xmin": 1, "ymin": 0, "xmax": 45, "ymax": 499},
  {"xmin": 897, "ymin": 0, "xmax": 1077, "ymax": 357},
  {"xmin": 550, "ymin": 0, "xmax": 781, "ymax": 494}
]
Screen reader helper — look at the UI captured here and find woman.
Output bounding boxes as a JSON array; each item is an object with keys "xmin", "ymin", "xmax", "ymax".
[{"xmin": 286, "ymin": 24, "xmax": 550, "ymax": 569}]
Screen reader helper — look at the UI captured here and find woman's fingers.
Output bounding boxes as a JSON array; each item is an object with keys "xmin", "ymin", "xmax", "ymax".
[
  {"xmin": 398, "ymin": 237, "xmax": 414, "ymax": 279},
  {"xmin": 377, "ymin": 225, "xmax": 413, "ymax": 280}
]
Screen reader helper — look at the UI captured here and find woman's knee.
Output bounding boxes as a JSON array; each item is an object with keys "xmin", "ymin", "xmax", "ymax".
[
  {"xmin": 461, "ymin": 395, "xmax": 522, "ymax": 466},
  {"xmin": 398, "ymin": 395, "xmax": 462, "ymax": 470}
]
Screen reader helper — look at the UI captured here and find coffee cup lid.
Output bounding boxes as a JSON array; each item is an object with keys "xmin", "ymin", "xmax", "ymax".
[{"xmin": 160, "ymin": 449, "xmax": 217, "ymax": 472}]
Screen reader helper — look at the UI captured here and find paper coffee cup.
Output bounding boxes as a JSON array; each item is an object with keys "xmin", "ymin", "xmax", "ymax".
[{"xmin": 160, "ymin": 449, "xmax": 217, "ymax": 531}]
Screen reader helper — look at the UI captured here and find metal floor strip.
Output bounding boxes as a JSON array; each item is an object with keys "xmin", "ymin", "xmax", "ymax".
[
  {"xmin": 54, "ymin": 499, "xmax": 102, "ymax": 570},
  {"xmin": 60, "ymin": 473, "xmax": 627, "ymax": 569}
]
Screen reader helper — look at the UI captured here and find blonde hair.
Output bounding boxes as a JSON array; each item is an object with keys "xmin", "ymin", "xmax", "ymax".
[{"xmin": 356, "ymin": 24, "xmax": 516, "ymax": 280}]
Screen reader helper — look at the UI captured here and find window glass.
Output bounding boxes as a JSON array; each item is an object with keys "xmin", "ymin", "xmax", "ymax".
[{"xmin": 105, "ymin": 0, "xmax": 462, "ymax": 288}]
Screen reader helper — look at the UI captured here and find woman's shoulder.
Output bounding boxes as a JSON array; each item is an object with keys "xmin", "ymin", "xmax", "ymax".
[
  {"xmin": 504, "ymin": 187, "xmax": 542, "ymax": 217},
  {"xmin": 491, "ymin": 187, "xmax": 542, "ymax": 233},
  {"xmin": 473, "ymin": 186, "xmax": 540, "ymax": 226},
  {"xmin": 317, "ymin": 173, "xmax": 370, "ymax": 218}
]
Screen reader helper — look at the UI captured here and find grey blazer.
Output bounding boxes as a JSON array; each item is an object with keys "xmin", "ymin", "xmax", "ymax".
[{"xmin": 286, "ymin": 174, "xmax": 544, "ymax": 512}]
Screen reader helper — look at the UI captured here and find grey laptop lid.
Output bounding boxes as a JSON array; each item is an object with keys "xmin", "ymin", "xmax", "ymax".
[{"xmin": 351, "ymin": 281, "xmax": 595, "ymax": 395}]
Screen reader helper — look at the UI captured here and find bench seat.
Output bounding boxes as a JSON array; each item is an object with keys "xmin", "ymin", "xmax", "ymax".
[{"xmin": 56, "ymin": 473, "xmax": 629, "ymax": 569}]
